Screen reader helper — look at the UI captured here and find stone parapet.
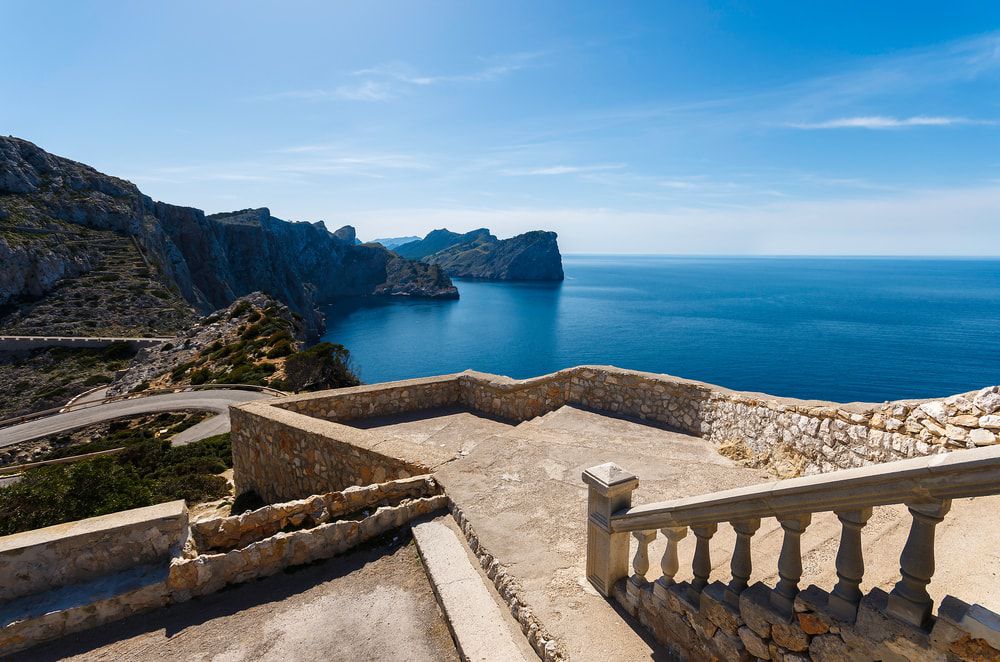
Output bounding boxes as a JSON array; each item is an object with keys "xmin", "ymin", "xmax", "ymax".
[
  {"xmin": 232, "ymin": 366, "xmax": 1000, "ymax": 501},
  {"xmin": 0, "ymin": 500, "xmax": 188, "ymax": 603}
]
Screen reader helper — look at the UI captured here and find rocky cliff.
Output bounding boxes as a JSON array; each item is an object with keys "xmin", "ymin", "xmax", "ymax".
[
  {"xmin": 0, "ymin": 137, "xmax": 457, "ymax": 337},
  {"xmin": 395, "ymin": 228, "xmax": 564, "ymax": 280}
]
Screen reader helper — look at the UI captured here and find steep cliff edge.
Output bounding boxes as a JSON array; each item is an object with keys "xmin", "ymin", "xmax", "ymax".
[
  {"xmin": 0, "ymin": 137, "xmax": 457, "ymax": 337},
  {"xmin": 395, "ymin": 228, "xmax": 564, "ymax": 280}
]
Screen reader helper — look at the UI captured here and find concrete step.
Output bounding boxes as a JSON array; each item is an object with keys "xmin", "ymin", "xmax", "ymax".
[{"xmin": 413, "ymin": 517, "xmax": 536, "ymax": 662}]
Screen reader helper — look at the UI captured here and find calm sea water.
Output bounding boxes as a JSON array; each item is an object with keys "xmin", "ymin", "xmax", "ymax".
[{"xmin": 321, "ymin": 256, "xmax": 1000, "ymax": 403}]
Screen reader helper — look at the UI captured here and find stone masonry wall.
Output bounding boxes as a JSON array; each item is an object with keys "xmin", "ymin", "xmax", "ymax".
[
  {"xmin": 0, "ymin": 500, "xmax": 188, "ymax": 603},
  {"xmin": 615, "ymin": 578, "xmax": 1000, "ymax": 662},
  {"xmin": 231, "ymin": 406, "xmax": 426, "ymax": 503},
  {"xmin": 277, "ymin": 375, "xmax": 461, "ymax": 421},
  {"xmin": 0, "ymin": 482, "xmax": 449, "ymax": 657},
  {"xmin": 458, "ymin": 367, "xmax": 1000, "ymax": 474},
  {"xmin": 231, "ymin": 366, "xmax": 1000, "ymax": 507}
]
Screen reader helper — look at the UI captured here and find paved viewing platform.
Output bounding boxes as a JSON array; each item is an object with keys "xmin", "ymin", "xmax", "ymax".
[
  {"xmin": 357, "ymin": 404, "xmax": 1000, "ymax": 660},
  {"xmin": 4, "ymin": 366, "xmax": 1000, "ymax": 660}
]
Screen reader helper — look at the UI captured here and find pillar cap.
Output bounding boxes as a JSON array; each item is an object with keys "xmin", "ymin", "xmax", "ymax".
[{"xmin": 583, "ymin": 462, "xmax": 638, "ymax": 494}]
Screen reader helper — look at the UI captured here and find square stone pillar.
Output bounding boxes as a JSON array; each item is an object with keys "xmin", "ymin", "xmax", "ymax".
[{"xmin": 583, "ymin": 463, "xmax": 639, "ymax": 597}]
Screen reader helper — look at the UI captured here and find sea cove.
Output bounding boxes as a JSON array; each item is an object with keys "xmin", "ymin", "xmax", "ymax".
[{"xmin": 323, "ymin": 255, "xmax": 1000, "ymax": 403}]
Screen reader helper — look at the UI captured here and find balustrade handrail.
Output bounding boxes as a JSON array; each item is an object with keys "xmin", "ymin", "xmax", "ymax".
[
  {"xmin": 585, "ymin": 445, "xmax": 1000, "ymax": 632},
  {"xmin": 610, "ymin": 444, "xmax": 1000, "ymax": 533}
]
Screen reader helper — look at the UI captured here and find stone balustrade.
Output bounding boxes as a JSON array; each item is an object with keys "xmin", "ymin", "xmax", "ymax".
[{"xmin": 584, "ymin": 446, "xmax": 1000, "ymax": 660}]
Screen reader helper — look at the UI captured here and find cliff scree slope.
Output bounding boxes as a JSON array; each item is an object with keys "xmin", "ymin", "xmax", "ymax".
[
  {"xmin": 0, "ymin": 137, "xmax": 457, "ymax": 337},
  {"xmin": 394, "ymin": 228, "xmax": 564, "ymax": 280}
]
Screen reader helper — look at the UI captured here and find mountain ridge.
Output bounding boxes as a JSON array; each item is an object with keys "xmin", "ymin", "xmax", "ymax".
[
  {"xmin": 0, "ymin": 137, "xmax": 457, "ymax": 337},
  {"xmin": 394, "ymin": 227, "xmax": 564, "ymax": 280}
]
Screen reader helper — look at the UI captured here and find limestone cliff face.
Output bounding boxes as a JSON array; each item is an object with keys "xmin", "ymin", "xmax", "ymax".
[
  {"xmin": 395, "ymin": 228, "xmax": 564, "ymax": 281},
  {"xmin": 0, "ymin": 137, "xmax": 457, "ymax": 336}
]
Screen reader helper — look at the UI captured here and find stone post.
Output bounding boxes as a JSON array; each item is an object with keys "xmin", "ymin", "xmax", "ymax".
[
  {"xmin": 772, "ymin": 513, "xmax": 812, "ymax": 614},
  {"xmin": 888, "ymin": 500, "xmax": 951, "ymax": 628},
  {"xmin": 829, "ymin": 508, "xmax": 872, "ymax": 622},
  {"xmin": 688, "ymin": 523, "xmax": 718, "ymax": 606},
  {"xmin": 654, "ymin": 526, "xmax": 687, "ymax": 602},
  {"xmin": 583, "ymin": 463, "xmax": 639, "ymax": 597},
  {"xmin": 627, "ymin": 530, "xmax": 657, "ymax": 600},
  {"xmin": 725, "ymin": 518, "xmax": 761, "ymax": 608}
]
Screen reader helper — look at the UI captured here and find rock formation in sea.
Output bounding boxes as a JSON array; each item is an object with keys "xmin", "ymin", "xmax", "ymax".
[
  {"xmin": 0, "ymin": 137, "xmax": 457, "ymax": 337},
  {"xmin": 394, "ymin": 228, "xmax": 564, "ymax": 281}
]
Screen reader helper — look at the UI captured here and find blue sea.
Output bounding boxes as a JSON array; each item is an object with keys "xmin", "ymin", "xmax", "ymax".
[{"xmin": 322, "ymin": 256, "xmax": 1000, "ymax": 403}]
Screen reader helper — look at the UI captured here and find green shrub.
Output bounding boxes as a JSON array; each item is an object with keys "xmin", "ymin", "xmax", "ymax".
[
  {"xmin": 82, "ymin": 373, "xmax": 113, "ymax": 386},
  {"xmin": 0, "ymin": 434, "xmax": 234, "ymax": 536},
  {"xmin": 266, "ymin": 339, "xmax": 293, "ymax": 358},
  {"xmin": 189, "ymin": 368, "xmax": 212, "ymax": 385},
  {"xmin": 283, "ymin": 342, "xmax": 360, "ymax": 392}
]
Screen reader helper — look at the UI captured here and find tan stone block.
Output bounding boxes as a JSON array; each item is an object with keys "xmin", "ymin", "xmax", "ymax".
[
  {"xmin": 797, "ymin": 612, "xmax": 829, "ymax": 635},
  {"xmin": 701, "ymin": 582, "xmax": 744, "ymax": 634},
  {"xmin": 771, "ymin": 620, "xmax": 809, "ymax": 652},
  {"xmin": 739, "ymin": 625, "xmax": 772, "ymax": 659},
  {"xmin": 710, "ymin": 628, "xmax": 750, "ymax": 661},
  {"xmin": 808, "ymin": 634, "xmax": 854, "ymax": 662}
]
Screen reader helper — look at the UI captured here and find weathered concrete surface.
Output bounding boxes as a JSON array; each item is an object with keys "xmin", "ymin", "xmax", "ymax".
[
  {"xmin": 424, "ymin": 405, "xmax": 1000, "ymax": 661},
  {"xmin": 349, "ymin": 405, "xmax": 514, "ymax": 456},
  {"xmin": 413, "ymin": 518, "xmax": 534, "ymax": 662},
  {"xmin": 13, "ymin": 539, "xmax": 460, "ymax": 662},
  {"xmin": 0, "ymin": 389, "xmax": 271, "ymax": 447},
  {"xmin": 434, "ymin": 405, "xmax": 770, "ymax": 661}
]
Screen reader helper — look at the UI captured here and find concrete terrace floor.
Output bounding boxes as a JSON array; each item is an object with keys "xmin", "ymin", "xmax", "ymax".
[
  {"xmin": 356, "ymin": 404, "xmax": 1000, "ymax": 662},
  {"xmin": 15, "ymin": 538, "xmax": 459, "ymax": 662}
]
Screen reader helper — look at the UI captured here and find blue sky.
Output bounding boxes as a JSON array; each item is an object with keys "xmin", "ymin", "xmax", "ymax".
[{"xmin": 3, "ymin": 1, "xmax": 999, "ymax": 254}]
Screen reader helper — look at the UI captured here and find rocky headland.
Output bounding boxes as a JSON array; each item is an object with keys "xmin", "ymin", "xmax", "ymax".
[
  {"xmin": 394, "ymin": 228, "xmax": 564, "ymax": 280},
  {"xmin": 0, "ymin": 137, "xmax": 458, "ymax": 338}
]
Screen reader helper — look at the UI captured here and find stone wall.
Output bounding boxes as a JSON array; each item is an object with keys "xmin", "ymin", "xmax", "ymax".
[
  {"xmin": 276, "ymin": 375, "xmax": 461, "ymax": 421},
  {"xmin": 459, "ymin": 367, "xmax": 1000, "ymax": 475},
  {"xmin": 0, "ymin": 480, "xmax": 449, "ymax": 656},
  {"xmin": 615, "ymin": 578, "xmax": 1000, "ymax": 661},
  {"xmin": 231, "ymin": 404, "xmax": 432, "ymax": 503},
  {"xmin": 0, "ymin": 500, "xmax": 187, "ymax": 602},
  {"xmin": 231, "ymin": 366, "xmax": 1000, "ymax": 506},
  {"xmin": 192, "ymin": 475, "xmax": 440, "ymax": 552}
]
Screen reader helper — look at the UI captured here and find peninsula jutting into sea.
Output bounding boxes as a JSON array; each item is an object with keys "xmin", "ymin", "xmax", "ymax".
[{"xmin": 2, "ymin": 3, "xmax": 999, "ymax": 660}]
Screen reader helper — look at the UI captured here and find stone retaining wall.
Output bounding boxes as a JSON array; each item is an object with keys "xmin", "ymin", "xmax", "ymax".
[
  {"xmin": 231, "ymin": 405, "xmax": 429, "ymax": 503},
  {"xmin": 0, "ymin": 500, "xmax": 187, "ymax": 603},
  {"xmin": 234, "ymin": 367, "xmax": 1000, "ymax": 491},
  {"xmin": 167, "ymin": 493, "xmax": 448, "ymax": 601},
  {"xmin": 0, "ymin": 481, "xmax": 449, "ymax": 656},
  {"xmin": 192, "ymin": 475, "xmax": 440, "ymax": 552},
  {"xmin": 615, "ymin": 578, "xmax": 1000, "ymax": 661}
]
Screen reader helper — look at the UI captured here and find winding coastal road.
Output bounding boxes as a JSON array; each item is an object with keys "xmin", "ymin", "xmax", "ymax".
[{"xmin": 0, "ymin": 389, "xmax": 272, "ymax": 448}]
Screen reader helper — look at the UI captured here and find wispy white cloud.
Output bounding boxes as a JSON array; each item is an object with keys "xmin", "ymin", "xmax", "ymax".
[
  {"xmin": 789, "ymin": 115, "xmax": 994, "ymax": 130},
  {"xmin": 500, "ymin": 163, "xmax": 626, "ymax": 176},
  {"xmin": 255, "ymin": 52, "xmax": 544, "ymax": 103}
]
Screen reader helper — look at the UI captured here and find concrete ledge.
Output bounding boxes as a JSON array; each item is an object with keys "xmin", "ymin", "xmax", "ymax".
[
  {"xmin": 0, "ymin": 500, "xmax": 188, "ymax": 603},
  {"xmin": 413, "ymin": 519, "xmax": 534, "ymax": 662}
]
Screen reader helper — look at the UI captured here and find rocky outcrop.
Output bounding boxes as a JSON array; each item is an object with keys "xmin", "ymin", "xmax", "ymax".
[
  {"xmin": 394, "ymin": 228, "xmax": 492, "ymax": 260},
  {"xmin": 0, "ymin": 137, "xmax": 458, "ymax": 337},
  {"xmin": 396, "ymin": 228, "xmax": 564, "ymax": 280}
]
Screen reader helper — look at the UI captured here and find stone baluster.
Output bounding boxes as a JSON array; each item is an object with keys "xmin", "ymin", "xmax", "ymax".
[
  {"xmin": 887, "ymin": 500, "xmax": 952, "ymax": 628},
  {"xmin": 725, "ymin": 518, "xmax": 761, "ymax": 608},
  {"xmin": 627, "ymin": 530, "xmax": 657, "ymax": 600},
  {"xmin": 828, "ymin": 508, "xmax": 873, "ymax": 622},
  {"xmin": 653, "ymin": 526, "xmax": 687, "ymax": 603},
  {"xmin": 687, "ymin": 523, "xmax": 717, "ymax": 606},
  {"xmin": 771, "ymin": 513, "xmax": 812, "ymax": 613},
  {"xmin": 583, "ymin": 463, "xmax": 639, "ymax": 597}
]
